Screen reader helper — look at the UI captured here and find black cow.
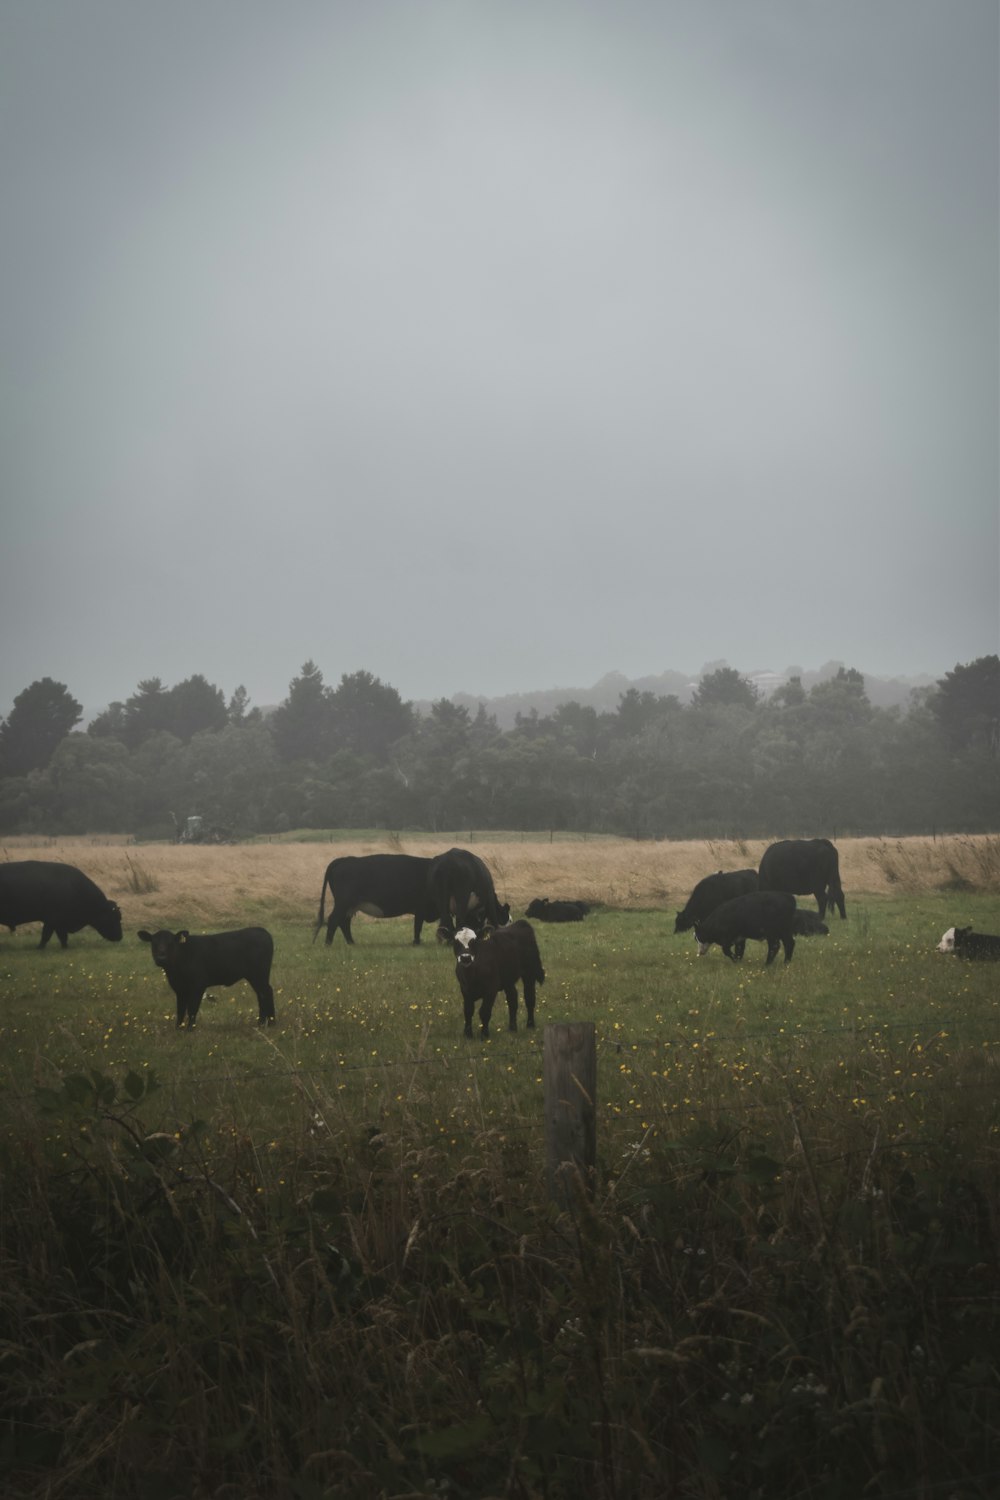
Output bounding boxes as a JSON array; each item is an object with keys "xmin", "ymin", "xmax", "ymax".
[
  {"xmin": 937, "ymin": 925, "xmax": 1000, "ymax": 960},
  {"xmin": 0, "ymin": 860, "xmax": 123, "ymax": 949},
  {"xmin": 453, "ymin": 921, "xmax": 545, "ymax": 1039},
  {"xmin": 138, "ymin": 927, "xmax": 276, "ymax": 1027},
  {"xmin": 793, "ymin": 910, "xmax": 830, "ymax": 936},
  {"xmin": 525, "ymin": 898, "xmax": 588, "ymax": 922},
  {"xmin": 694, "ymin": 891, "xmax": 797, "ymax": 965},
  {"xmin": 758, "ymin": 838, "xmax": 846, "ymax": 920},
  {"xmin": 674, "ymin": 869, "xmax": 758, "ymax": 933},
  {"xmin": 314, "ymin": 854, "xmax": 438, "ymax": 946},
  {"xmin": 428, "ymin": 847, "xmax": 509, "ymax": 941}
]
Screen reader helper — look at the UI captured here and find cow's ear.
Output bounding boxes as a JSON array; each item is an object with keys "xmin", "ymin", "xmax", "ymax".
[
  {"xmin": 137, "ymin": 930, "xmax": 152, "ymax": 943},
  {"xmin": 177, "ymin": 931, "xmax": 189, "ymax": 943}
]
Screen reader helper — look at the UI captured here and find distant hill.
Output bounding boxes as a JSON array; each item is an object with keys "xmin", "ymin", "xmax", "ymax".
[{"xmin": 416, "ymin": 661, "xmax": 936, "ymax": 728}]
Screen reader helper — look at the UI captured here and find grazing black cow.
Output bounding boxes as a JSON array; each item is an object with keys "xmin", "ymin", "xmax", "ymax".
[
  {"xmin": 793, "ymin": 910, "xmax": 829, "ymax": 936},
  {"xmin": 0, "ymin": 860, "xmax": 123, "ymax": 949},
  {"xmin": 428, "ymin": 847, "xmax": 509, "ymax": 941},
  {"xmin": 694, "ymin": 891, "xmax": 797, "ymax": 965},
  {"xmin": 937, "ymin": 926, "xmax": 1000, "ymax": 960},
  {"xmin": 758, "ymin": 838, "xmax": 846, "ymax": 920},
  {"xmin": 453, "ymin": 921, "xmax": 545, "ymax": 1038},
  {"xmin": 314, "ymin": 854, "xmax": 438, "ymax": 946},
  {"xmin": 674, "ymin": 869, "xmax": 758, "ymax": 933},
  {"xmin": 525, "ymin": 898, "xmax": 588, "ymax": 922},
  {"xmin": 138, "ymin": 927, "xmax": 276, "ymax": 1027}
]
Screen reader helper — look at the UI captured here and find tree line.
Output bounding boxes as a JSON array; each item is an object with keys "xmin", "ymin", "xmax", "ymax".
[{"xmin": 0, "ymin": 657, "xmax": 997, "ymax": 840}]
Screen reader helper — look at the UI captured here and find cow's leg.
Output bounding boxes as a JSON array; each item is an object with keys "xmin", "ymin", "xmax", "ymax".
[
  {"xmin": 479, "ymin": 992, "xmax": 496, "ymax": 1039},
  {"xmin": 764, "ymin": 937, "xmax": 780, "ymax": 965},
  {"xmin": 815, "ymin": 889, "xmax": 827, "ymax": 920},
  {"xmin": 38, "ymin": 923, "xmax": 54, "ymax": 948},
  {"xmin": 782, "ymin": 934, "xmax": 795, "ymax": 964},
  {"xmin": 412, "ymin": 914, "xmax": 424, "ymax": 945},
  {"xmin": 833, "ymin": 888, "xmax": 846, "ymax": 920},
  {"xmin": 722, "ymin": 942, "xmax": 737, "ymax": 962},
  {"xmin": 523, "ymin": 980, "xmax": 536, "ymax": 1029},
  {"xmin": 504, "ymin": 985, "xmax": 519, "ymax": 1032},
  {"xmin": 186, "ymin": 989, "xmax": 205, "ymax": 1028},
  {"xmin": 734, "ymin": 938, "xmax": 747, "ymax": 961},
  {"xmin": 463, "ymin": 994, "xmax": 476, "ymax": 1039},
  {"xmin": 255, "ymin": 980, "xmax": 276, "ymax": 1025}
]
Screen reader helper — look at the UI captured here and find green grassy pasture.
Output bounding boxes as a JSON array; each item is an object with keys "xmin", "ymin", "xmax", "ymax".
[
  {"xmin": 2, "ymin": 893, "xmax": 1000, "ymax": 1498},
  {"xmin": 2, "ymin": 894, "xmax": 998, "ymax": 1145}
]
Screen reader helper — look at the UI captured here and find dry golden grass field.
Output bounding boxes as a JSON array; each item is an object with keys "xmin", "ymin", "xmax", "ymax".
[{"xmin": 2, "ymin": 831, "xmax": 998, "ymax": 930}]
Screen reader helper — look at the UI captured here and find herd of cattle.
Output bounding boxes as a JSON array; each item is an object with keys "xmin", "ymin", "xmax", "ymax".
[{"xmin": 0, "ymin": 839, "xmax": 997, "ymax": 1035}]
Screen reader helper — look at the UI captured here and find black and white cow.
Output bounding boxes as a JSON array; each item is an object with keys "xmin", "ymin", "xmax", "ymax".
[
  {"xmin": 138, "ymin": 927, "xmax": 276, "ymax": 1028},
  {"xmin": 758, "ymin": 839, "xmax": 846, "ymax": 920},
  {"xmin": 453, "ymin": 921, "xmax": 545, "ymax": 1039},
  {"xmin": 428, "ymin": 847, "xmax": 509, "ymax": 941},
  {"xmin": 937, "ymin": 926, "xmax": 1000, "ymax": 960},
  {"xmin": 0, "ymin": 860, "xmax": 123, "ymax": 949},
  {"xmin": 525, "ymin": 898, "xmax": 588, "ymax": 922},
  {"xmin": 314, "ymin": 854, "xmax": 438, "ymax": 946},
  {"xmin": 674, "ymin": 869, "xmax": 758, "ymax": 934},
  {"xmin": 694, "ymin": 891, "xmax": 797, "ymax": 965}
]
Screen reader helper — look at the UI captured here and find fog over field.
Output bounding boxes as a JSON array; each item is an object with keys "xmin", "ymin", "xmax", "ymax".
[{"xmin": 1, "ymin": 1, "xmax": 996, "ymax": 722}]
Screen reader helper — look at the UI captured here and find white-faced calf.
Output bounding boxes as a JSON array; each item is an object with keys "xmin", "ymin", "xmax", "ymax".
[
  {"xmin": 138, "ymin": 927, "xmax": 276, "ymax": 1028},
  {"xmin": 453, "ymin": 920, "xmax": 545, "ymax": 1038},
  {"xmin": 937, "ymin": 926, "xmax": 1000, "ymax": 960}
]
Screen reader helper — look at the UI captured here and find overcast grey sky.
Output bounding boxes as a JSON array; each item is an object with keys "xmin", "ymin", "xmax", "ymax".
[{"xmin": 2, "ymin": 0, "xmax": 997, "ymax": 720}]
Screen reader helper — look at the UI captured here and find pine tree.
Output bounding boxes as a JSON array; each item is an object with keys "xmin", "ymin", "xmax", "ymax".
[{"xmin": 0, "ymin": 678, "xmax": 83, "ymax": 775}]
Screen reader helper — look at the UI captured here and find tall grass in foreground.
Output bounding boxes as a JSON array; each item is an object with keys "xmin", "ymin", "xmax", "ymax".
[
  {"xmin": 2, "ymin": 1042, "xmax": 998, "ymax": 1500},
  {"xmin": 2, "ymin": 842, "xmax": 999, "ymax": 1497}
]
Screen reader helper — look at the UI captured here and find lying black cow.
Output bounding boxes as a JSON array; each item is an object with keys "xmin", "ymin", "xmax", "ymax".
[
  {"xmin": 793, "ymin": 910, "xmax": 829, "ymax": 936},
  {"xmin": 694, "ymin": 891, "xmax": 797, "ymax": 965},
  {"xmin": 937, "ymin": 925, "xmax": 1000, "ymax": 960},
  {"xmin": 453, "ymin": 921, "xmax": 545, "ymax": 1039},
  {"xmin": 428, "ymin": 847, "xmax": 509, "ymax": 941},
  {"xmin": 674, "ymin": 869, "xmax": 758, "ymax": 933},
  {"xmin": 525, "ymin": 898, "xmax": 588, "ymax": 922},
  {"xmin": 0, "ymin": 860, "xmax": 123, "ymax": 949},
  {"xmin": 314, "ymin": 854, "xmax": 438, "ymax": 946},
  {"xmin": 138, "ymin": 927, "xmax": 276, "ymax": 1028},
  {"xmin": 758, "ymin": 838, "xmax": 846, "ymax": 920}
]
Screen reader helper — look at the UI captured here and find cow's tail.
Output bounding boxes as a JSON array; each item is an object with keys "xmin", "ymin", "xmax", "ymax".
[{"xmin": 313, "ymin": 872, "xmax": 331, "ymax": 943}]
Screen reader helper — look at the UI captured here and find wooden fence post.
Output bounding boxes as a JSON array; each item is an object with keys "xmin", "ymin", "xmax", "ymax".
[{"xmin": 544, "ymin": 1022, "xmax": 597, "ymax": 1205}]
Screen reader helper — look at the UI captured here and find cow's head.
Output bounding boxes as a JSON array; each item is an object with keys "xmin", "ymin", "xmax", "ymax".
[
  {"xmin": 138, "ymin": 929, "xmax": 188, "ymax": 966},
  {"xmin": 97, "ymin": 900, "xmax": 124, "ymax": 943},
  {"xmin": 453, "ymin": 926, "xmax": 487, "ymax": 968},
  {"xmin": 938, "ymin": 925, "xmax": 972, "ymax": 953}
]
